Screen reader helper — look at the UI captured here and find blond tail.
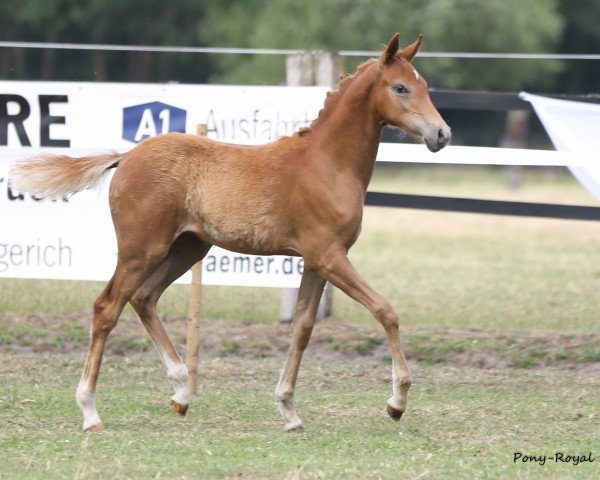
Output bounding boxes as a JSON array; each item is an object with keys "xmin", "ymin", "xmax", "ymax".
[{"xmin": 8, "ymin": 151, "xmax": 122, "ymax": 200}]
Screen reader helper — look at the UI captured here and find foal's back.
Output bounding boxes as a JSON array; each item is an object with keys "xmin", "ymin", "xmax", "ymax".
[{"xmin": 110, "ymin": 133, "xmax": 303, "ymax": 255}]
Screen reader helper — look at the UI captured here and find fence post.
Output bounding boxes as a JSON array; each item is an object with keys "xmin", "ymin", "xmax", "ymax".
[
  {"xmin": 286, "ymin": 52, "xmax": 314, "ymax": 85},
  {"xmin": 501, "ymin": 110, "xmax": 531, "ymax": 190},
  {"xmin": 314, "ymin": 51, "xmax": 345, "ymax": 87},
  {"xmin": 280, "ymin": 51, "xmax": 343, "ymax": 323},
  {"xmin": 186, "ymin": 123, "xmax": 207, "ymax": 395}
]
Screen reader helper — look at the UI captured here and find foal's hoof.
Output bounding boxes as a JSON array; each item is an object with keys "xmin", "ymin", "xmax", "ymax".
[
  {"xmin": 171, "ymin": 400, "xmax": 189, "ymax": 417},
  {"xmin": 386, "ymin": 404, "xmax": 404, "ymax": 421},
  {"xmin": 284, "ymin": 420, "xmax": 304, "ymax": 432},
  {"xmin": 83, "ymin": 423, "xmax": 104, "ymax": 432}
]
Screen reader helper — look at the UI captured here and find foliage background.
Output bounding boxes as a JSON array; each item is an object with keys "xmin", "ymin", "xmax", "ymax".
[{"xmin": 0, "ymin": 0, "xmax": 598, "ymax": 94}]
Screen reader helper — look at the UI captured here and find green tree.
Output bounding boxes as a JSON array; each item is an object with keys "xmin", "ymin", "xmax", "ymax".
[
  {"xmin": 201, "ymin": 0, "xmax": 565, "ymax": 91},
  {"xmin": 556, "ymin": 0, "xmax": 600, "ymax": 93},
  {"xmin": 4, "ymin": 0, "xmax": 596, "ymax": 94},
  {"xmin": 413, "ymin": 0, "xmax": 564, "ymax": 91},
  {"xmin": 0, "ymin": 0, "xmax": 211, "ymax": 83}
]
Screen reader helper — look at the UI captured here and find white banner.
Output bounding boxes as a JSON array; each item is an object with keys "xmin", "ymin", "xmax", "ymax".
[
  {"xmin": 520, "ymin": 92, "xmax": 600, "ymax": 202},
  {"xmin": 0, "ymin": 81, "xmax": 329, "ymax": 287},
  {"xmin": 0, "ymin": 81, "xmax": 328, "ymax": 148}
]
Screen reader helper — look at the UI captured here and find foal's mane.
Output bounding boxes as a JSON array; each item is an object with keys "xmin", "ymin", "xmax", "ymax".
[{"xmin": 297, "ymin": 58, "xmax": 379, "ymax": 136}]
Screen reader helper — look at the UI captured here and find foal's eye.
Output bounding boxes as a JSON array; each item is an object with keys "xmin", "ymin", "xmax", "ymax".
[{"xmin": 393, "ymin": 84, "xmax": 408, "ymax": 95}]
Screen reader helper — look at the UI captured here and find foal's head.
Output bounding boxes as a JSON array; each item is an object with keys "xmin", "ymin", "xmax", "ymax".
[{"xmin": 373, "ymin": 33, "xmax": 451, "ymax": 152}]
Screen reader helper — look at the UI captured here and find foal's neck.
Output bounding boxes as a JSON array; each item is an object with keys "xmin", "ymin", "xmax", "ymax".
[{"xmin": 308, "ymin": 63, "xmax": 384, "ymax": 190}]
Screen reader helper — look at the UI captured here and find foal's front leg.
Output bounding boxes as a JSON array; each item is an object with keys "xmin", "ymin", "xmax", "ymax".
[
  {"xmin": 315, "ymin": 250, "xmax": 412, "ymax": 420},
  {"xmin": 276, "ymin": 270, "xmax": 326, "ymax": 430}
]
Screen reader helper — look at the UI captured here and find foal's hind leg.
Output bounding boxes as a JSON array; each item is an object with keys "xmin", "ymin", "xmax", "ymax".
[
  {"xmin": 76, "ymin": 252, "xmax": 167, "ymax": 431},
  {"xmin": 130, "ymin": 233, "xmax": 211, "ymax": 417}
]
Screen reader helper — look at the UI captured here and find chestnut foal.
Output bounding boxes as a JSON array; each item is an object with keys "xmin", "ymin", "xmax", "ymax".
[{"xmin": 10, "ymin": 33, "xmax": 450, "ymax": 431}]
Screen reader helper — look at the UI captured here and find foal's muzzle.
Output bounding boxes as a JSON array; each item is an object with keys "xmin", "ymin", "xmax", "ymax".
[{"xmin": 425, "ymin": 127, "xmax": 452, "ymax": 152}]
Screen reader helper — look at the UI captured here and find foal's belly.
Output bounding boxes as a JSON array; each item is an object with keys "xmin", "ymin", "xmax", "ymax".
[
  {"xmin": 196, "ymin": 215, "xmax": 292, "ymax": 256},
  {"xmin": 185, "ymin": 189, "xmax": 295, "ymax": 256}
]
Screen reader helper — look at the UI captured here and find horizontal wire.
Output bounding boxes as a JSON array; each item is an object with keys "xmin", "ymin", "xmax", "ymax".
[{"xmin": 0, "ymin": 41, "xmax": 598, "ymax": 60}]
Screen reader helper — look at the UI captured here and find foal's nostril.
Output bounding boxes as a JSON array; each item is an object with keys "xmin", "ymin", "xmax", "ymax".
[{"xmin": 437, "ymin": 128, "xmax": 451, "ymax": 146}]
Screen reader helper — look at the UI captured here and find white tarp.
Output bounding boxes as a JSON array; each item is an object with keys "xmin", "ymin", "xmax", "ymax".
[
  {"xmin": 0, "ymin": 81, "xmax": 328, "ymax": 287},
  {"xmin": 520, "ymin": 92, "xmax": 600, "ymax": 202}
]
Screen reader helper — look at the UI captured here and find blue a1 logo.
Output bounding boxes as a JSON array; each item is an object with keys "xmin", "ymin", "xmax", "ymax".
[{"xmin": 122, "ymin": 101, "xmax": 187, "ymax": 143}]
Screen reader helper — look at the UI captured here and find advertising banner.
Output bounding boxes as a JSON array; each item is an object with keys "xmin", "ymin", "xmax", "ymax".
[{"xmin": 0, "ymin": 81, "xmax": 329, "ymax": 287}]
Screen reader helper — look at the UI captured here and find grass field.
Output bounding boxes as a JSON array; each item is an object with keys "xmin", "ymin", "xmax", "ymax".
[
  {"xmin": 1, "ymin": 165, "xmax": 599, "ymax": 479},
  {"xmin": 1, "ymin": 353, "xmax": 599, "ymax": 480}
]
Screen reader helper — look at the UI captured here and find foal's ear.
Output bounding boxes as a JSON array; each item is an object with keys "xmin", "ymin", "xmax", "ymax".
[
  {"xmin": 401, "ymin": 34, "xmax": 423, "ymax": 62},
  {"xmin": 382, "ymin": 33, "xmax": 400, "ymax": 65}
]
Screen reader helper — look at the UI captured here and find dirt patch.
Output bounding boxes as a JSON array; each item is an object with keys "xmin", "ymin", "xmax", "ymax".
[{"xmin": 1, "ymin": 313, "xmax": 599, "ymax": 370}]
